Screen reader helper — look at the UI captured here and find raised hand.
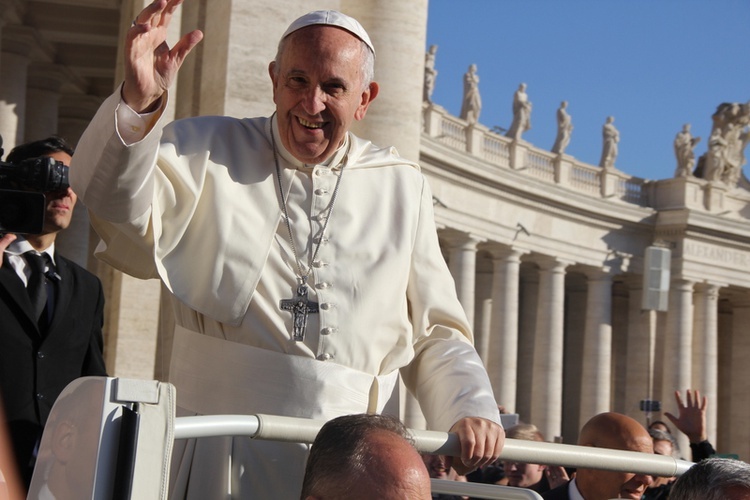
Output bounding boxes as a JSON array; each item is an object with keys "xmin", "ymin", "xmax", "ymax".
[
  {"xmin": 664, "ymin": 389, "xmax": 708, "ymax": 443},
  {"xmin": 123, "ymin": 0, "xmax": 203, "ymax": 113}
]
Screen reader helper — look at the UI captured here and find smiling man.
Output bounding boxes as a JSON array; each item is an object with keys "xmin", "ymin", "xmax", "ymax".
[
  {"xmin": 70, "ymin": 3, "xmax": 504, "ymax": 498},
  {"xmin": 0, "ymin": 137, "xmax": 106, "ymax": 492},
  {"xmin": 542, "ymin": 412, "xmax": 654, "ymax": 500}
]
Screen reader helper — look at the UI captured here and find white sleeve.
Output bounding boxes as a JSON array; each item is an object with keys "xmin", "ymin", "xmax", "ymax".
[{"xmin": 400, "ymin": 176, "xmax": 501, "ymax": 431}]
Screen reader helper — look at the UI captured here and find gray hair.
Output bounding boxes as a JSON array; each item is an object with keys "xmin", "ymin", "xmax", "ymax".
[
  {"xmin": 274, "ymin": 31, "xmax": 375, "ymax": 91},
  {"xmin": 670, "ymin": 458, "xmax": 750, "ymax": 500},
  {"xmin": 648, "ymin": 428, "xmax": 677, "ymax": 457},
  {"xmin": 300, "ymin": 414, "xmax": 414, "ymax": 499}
]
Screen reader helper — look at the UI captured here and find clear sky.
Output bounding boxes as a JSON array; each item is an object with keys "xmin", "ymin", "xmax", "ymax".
[{"xmin": 425, "ymin": 0, "xmax": 749, "ymax": 181}]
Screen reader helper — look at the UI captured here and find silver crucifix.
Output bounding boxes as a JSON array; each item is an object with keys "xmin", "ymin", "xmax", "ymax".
[{"xmin": 280, "ymin": 282, "xmax": 319, "ymax": 341}]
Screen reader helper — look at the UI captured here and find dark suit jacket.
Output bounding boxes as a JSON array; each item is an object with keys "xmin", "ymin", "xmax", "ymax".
[
  {"xmin": 0, "ymin": 252, "xmax": 106, "ymax": 486},
  {"xmin": 542, "ymin": 481, "xmax": 572, "ymax": 500}
]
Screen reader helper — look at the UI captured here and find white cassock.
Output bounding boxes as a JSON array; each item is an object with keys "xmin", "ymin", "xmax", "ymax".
[{"xmin": 71, "ymin": 89, "xmax": 500, "ymax": 499}]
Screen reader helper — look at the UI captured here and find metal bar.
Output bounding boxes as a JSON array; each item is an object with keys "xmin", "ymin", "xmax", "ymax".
[
  {"xmin": 173, "ymin": 414, "xmax": 694, "ymax": 477},
  {"xmin": 431, "ymin": 479, "xmax": 543, "ymax": 500}
]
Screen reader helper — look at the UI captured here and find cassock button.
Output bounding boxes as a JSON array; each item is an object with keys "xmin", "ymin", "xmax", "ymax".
[
  {"xmin": 36, "ymin": 393, "xmax": 44, "ymax": 400},
  {"xmin": 320, "ymin": 302, "xmax": 332, "ymax": 310},
  {"xmin": 315, "ymin": 282, "xmax": 331, "ymax": 290},
  {"xmin": 37, "ymin": 351, "xmax": 45, "ymax": 359},
  {"xmin": 314, "ymin": 188, "xmax": 328, "ymax": 196},
  {"xmin": 317, "ymin": 353, "xmax": 333, "ymax": 361},
  {"xmin": 312, "ymin": 260, "xmax": 326, "ymax": 268},
  {"xmin": 320, "ymin": 327, "xmax": 336, "ymax": 336}
]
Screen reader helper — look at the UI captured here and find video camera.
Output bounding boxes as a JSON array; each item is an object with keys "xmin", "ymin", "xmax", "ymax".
[{"xmin": 0, "ymin": 135, "xmax": 70, "ymax": 234}]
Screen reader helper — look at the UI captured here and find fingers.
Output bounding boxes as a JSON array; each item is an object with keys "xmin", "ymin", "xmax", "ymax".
[
  {"xmin": 686, "ymin": 388, "xmax": 695, "ymax": 408},
  {"xmin": 674, "ymin": 389, "xmax": 685, "ymax": 408},
  {"xmin": 449, "ymin": 418, "xmax": 505, "ymax": 474},
  {"xmin": 172, "ymin": 29, "xmax": 204, "ymax": 63},
  {"xmin": 133, "ymin": 0, "xmax": 169, "ymax": 28}
]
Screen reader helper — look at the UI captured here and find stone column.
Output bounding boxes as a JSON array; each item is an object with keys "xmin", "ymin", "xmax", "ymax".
[
  {"xmin": 344, "ymin": 0, "xmax": 428, "ymax": 163},
  {"xmin": 623, "ymin": 280, "xmax": 653, "ymax": 422},
  {"xmin": 531, "ymin": 257, "xmax": 568, "ymax": 441},
  {"xmin": 662, "ymin": 278, "xmax": 694, "ymax": 456},
  {"xmin": 0, "ymin": 30, "xmax": 32, "ymax": 150},
  {"xmin": 516, "ymin": 266, "xmax": 539, "ymax": 422},
  {"xmin": 474, "ymin": 268, "xmax": 492, "ymax": 364},
  {"xmin": 716, "ymin": 299, "xmax": 732, "ymax": 453},
  {"xmin": 24, "ymin": 65, "xmax": 64, "ymax": 140},
  {"xmin": 579, "ymin": 269, "xmax": 613, "ymax": 427},
  {"xmin": 611, "ymin": 282, "xmax": 629, "ymax": 415},
  {"xmin": 446, "ymin": 233, "xmax": 482, "ymax": 329},
  {"xmin": 486, "ymin": 247, "xmax": 524, "ymax": 413},
  {"xmin": 729, "ymin": 296, "xmax": 750, "ymax": 460},
  {"xmin": 692, "ymin": 283, "xmax": 720, "ymax": 444},
  {"xmin": 562, "ymin": 276, "xmax": 585, "ymax": 443}
]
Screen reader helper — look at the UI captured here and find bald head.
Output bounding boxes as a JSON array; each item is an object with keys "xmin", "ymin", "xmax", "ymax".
[
  {"xmin": 578, "ymin": 412, "xmax": 652, "ymax": 451},
  {"xmin": 575, "ymin": 413, "xmax": 654, "ymax": 500}
]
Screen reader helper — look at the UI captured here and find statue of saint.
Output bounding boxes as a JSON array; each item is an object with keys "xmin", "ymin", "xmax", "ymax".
[
  {"xmin": 673, "ymin": 123, "xmax": 701, "ymax": 177},
  {"xmin": 551, "ymin": 101, "xmax": 573, "ymax": 155},
  {"xmin": 460, "ymin": 64, "xmax": 481, "ymax": 125},
  {"xmin": 703, "ymin": 127, "xmax": 729, "ymax": 182},
  {"xmin": 698, "ymin": 101, "xmax": 750, "ymax": 186},
  {"xmin": 423, "ymin": 45, "xmax": 438, "ymax": 103},
  {"xmin": 599, "ymin": 116, "xmax": 620, "ymax": 169},
  {"xmin": 506, "ymin": 83, "xmax": 532, "ymax": 140}
]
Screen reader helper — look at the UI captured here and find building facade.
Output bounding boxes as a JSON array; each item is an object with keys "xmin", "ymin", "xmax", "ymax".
[{"xmin": 3, "ymin": 0, "xmax": 749, "ymax": 459}]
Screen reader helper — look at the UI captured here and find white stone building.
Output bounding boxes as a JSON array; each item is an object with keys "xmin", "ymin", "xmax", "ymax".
[{"xmin": 3, "ymin": 0, "xmax": 749, "ymax": 460}]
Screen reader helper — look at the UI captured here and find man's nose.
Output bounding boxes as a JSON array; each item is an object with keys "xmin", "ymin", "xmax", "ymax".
[{"xmin": 302, "ymin": 86, "xmax": 326, "ymax": 115}]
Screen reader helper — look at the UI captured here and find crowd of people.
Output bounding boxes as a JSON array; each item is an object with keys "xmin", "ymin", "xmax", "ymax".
[{"xmin": 1, "ymin": 3, "xmax": 749, "ymax": 499}]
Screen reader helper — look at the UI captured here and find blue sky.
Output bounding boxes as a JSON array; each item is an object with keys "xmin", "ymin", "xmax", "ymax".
[{"xmin": 426, "ymin": 1, "xmax": 749, "ymax": 181}]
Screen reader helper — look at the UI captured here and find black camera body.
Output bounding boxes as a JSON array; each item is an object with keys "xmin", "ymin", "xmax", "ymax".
[{"xmin": 0, "ymin": 139, "xmax": 70, "ymax": 234}]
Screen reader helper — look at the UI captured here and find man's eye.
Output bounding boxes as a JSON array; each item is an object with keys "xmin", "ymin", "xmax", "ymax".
[{"xmin": 325, "ymin": 84, "xmax": 345, "ymax": 95}]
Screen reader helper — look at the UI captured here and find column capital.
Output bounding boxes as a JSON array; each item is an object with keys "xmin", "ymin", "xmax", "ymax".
[
  {"xmin": 531, "ymin": 255, "xmax": 572, "ymax": 273},
  {"xmin": 483, "ymin": 242, "xmax": 526, "ymax": 261},
  {"xmin": 671, "ymin": 277, "xmax": 696, "ymax": 292},
  {"xmin": 440, "ymin": 229, "xmax": 484, "ymax": 250},
  {"xmin": 693, "ymin": 282, "xmax": 723, "ymax": 298},
  {"xmin": 27, "ymin": 63, "xmax": 68, "ymax": 92},
  {"xmin": 1, "ymin": 25, "xmax": 35, "ymax": 56},
  {"xmin": 580, "ymin": 265, "xmax": 615, "ymax": 281}
]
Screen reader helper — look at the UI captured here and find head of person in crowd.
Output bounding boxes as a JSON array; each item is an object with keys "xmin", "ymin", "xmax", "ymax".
[
  {"xmin": 503, "ymin": 423, "xmax": 548, "ymax": 490},
  {"xmin": 574, "ymin": 412, "xmax": 654, "ymax": 500},
  {"xmin": 6, "ymin": 136, "xmax": 76, "ymax": 246},
  {"xmin": 268, "ymin": 10, "xmax": 379, "ymax": 165},
  {"xmin": 669, "ymin": 457, "xmax": 750, "ymax": 500},
  {"xmin": 647, "ymin": 428, "xmax": 678, "ymax": 489},
  {"xmin": 300, "ymin": 413, "xmax": 431, "ymax": 500},
  {"xmin": 648, "ymin": 420, "xmax": 672, "ymax": 435}
]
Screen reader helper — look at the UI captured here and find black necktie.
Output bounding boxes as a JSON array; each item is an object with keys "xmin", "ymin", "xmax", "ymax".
[{"xmin": 24, "ymin": 252, "xmax": 49, "ymax": 321}]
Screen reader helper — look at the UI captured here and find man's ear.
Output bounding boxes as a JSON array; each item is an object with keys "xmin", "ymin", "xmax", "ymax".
[
  {"xmin": 268, "ymin": 62, "xmax": 278, "ymax": 103},
  {"xmin": 354, "ymin": 81, "xmax": 379, "ymax": 121}
]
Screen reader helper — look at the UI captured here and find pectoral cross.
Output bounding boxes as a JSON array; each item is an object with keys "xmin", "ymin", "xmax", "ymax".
[{"xmin": 280, "ymin": 282, "xmax": 319, "ymax": 341}]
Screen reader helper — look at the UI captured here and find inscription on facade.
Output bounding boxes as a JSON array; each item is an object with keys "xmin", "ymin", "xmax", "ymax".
[{"xmin": 683, "ymin": 241, "xmax": 750, "ymax": 267}]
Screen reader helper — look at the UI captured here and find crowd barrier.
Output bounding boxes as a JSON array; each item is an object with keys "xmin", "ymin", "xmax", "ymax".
[{"xmin": 26, "ymin": 377, "xmax": 694, "ymax": 499}]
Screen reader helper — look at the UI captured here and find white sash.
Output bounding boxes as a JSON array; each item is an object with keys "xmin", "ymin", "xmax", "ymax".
[{"xmin": 169, "ymin": 326, "xmax": 399, "ymax": 420}]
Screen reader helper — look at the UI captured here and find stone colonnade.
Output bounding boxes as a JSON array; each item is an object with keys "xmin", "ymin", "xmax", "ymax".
[{"xmin": 440, "ymin": 230, "xmax": 749, "ymax": 459}]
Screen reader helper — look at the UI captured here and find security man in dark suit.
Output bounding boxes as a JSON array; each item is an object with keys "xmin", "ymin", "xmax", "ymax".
[{"xmin": 0, "ymin": 137, "xmax": 106, "ymax": 490}]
